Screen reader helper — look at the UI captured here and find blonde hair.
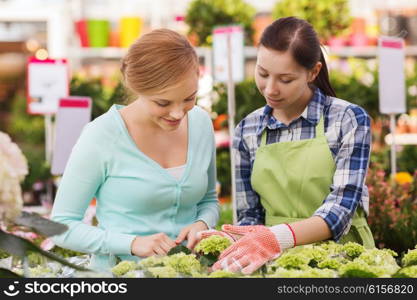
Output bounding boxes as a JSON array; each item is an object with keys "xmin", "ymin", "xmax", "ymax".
[{"xmin": 120, "ymin": 29, "xmax": 199, "ymax": 99}]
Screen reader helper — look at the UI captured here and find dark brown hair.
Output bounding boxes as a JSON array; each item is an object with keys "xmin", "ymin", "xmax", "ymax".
[
  {"xmin": 260, "ymin": 17, "xmax": 336, "ymax": 97},
  {"xmin": 120, "ymin": 29, "xmax": 199, "ymax": 99}
]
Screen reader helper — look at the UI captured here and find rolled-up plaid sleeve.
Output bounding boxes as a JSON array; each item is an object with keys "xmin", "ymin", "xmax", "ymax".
[
  {"xmin": 313, "ymin": 105, "xmax": 371, "ymax": 241},
  {"xmin": 233, "ymin": 119, "xmax": 265, "ymax": 225}
]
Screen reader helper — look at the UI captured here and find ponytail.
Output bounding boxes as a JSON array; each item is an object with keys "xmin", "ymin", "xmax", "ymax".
[{"xmin": 313, "ymin": 50, "xmax": 336, "ymax": 97}]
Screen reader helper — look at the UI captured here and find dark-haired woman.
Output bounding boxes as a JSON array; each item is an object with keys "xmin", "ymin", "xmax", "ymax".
[{"xmin": 203, "ymin": 17, "xmax": 375, "ymax": 274}]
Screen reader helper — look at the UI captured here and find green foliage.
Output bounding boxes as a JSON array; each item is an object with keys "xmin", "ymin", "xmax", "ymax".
[
  {"xmin": 216, "ymin": 203, "xmax": 233, "ymax": 230},
  {"xmin": 339, "ymin": 261, "xmax": 378, "ymax": 278},
  {"xmin": 7, "ymin": 94, "xmax": 45, "ymax": 145},
  {"xmin": 163, "ymin": 253, "xmax": 202, "ymax": 275},
  {"xmin": 317, "ymin": 258, "xmax": 341, "ymax": 270},
  {"xmin": 402, "ymin": 248, "xmax": 417, "ymax": 267},
  {"xmin": 216, "ymin": 148, "xmax": 231, "ymax": 197},
  {"xmin": 367, "ymin": 168, "xmax": 417, "ymax": 254},
  {"xmin": 111, "ymin": 260, "xmax": 137, "ymax": 277},
  {"xmin": 342, "ymin": 242, "xmax": 365, "ymax": 259},
  {"xmin": 185, "ymin": 0, "xmax": 256, "ymax": 46},
  {"xmin": 0, "ymin": 249, "xmax": 10, "ymax": 259},
  {"xmin": 6, "ymin": 94, "xmax": 50, "ymax": 191},
  {"xmin": 146, "ymin": 266, "xmax": 178, "ymax": 278},
  {"xmin": 212, "ymin": 79, "xmax": 264, "ymax": 199},
  {"xmin": 50, "ymin": 246, "xmax": 85, "ymax": 258},
  {"xmin": 393, "ymin": 265, "xmax": 417, "ymax": 278},
  {"xmin": 208, "ymin": 269, "xmax": 236, "ymax": 278},
  {"xmin": 70, "ymin": 77, "xmax": 126, "ymax": 120},
  {"xmin": 330, "ymin": 67, "xmax": 380, "ymax": 119},
  {"xmin": 195, "ymin": 235, "xmax": 231, "ymax": 256},
  {"xmin": 272, "ymin": 0, "xmax": 351, "ymax": 42},
  {"xmin": 0, "ymin": 229, "xmax": 88, "ymax": 272},
  {"xmin": 167, "ymin": 245, "xmax": 191, "ymax": 256},
  {"xmin": 398, "ymin": 145, "xmax": 417, "ymax": 174},
  {"xmin": 212, "ymin": 79, "xmax": 265, "ymax": 124}
]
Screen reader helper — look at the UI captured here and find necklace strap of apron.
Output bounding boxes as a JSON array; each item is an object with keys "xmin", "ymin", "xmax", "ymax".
[
  {"xmin": 260, "ymin": 128, "xmax": 268, "ymax": 146},
  {"xmin": 316, "ymin": 116, "xmax": 325, "ymax": 138}
]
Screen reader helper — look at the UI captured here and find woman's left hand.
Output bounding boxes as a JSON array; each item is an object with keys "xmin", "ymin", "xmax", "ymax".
[{"xmin": 175, "ymin": 221, "xmax": 209, "ymax": 249}]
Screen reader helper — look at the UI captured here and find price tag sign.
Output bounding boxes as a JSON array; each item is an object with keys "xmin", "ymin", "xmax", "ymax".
[
  {"xmin": 378, "ymin": 36, "xmax": 406, "ymax": 114},
  {"xmin": 51, "ymin": 97, "xmax": 92, "ymax": 175},
  {"xmin": 27, "ymin": 57, "xmax": 69, "ymax": 115},
  {"xmin": 213, "ymin": 25, "xmax": 244, "ymax": 83}
]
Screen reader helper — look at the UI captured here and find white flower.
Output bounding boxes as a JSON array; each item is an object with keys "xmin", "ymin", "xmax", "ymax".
[
  {"xmin": 0, "ymin": 131, "xmax": 28, "ymax": 222},
  {"xmin": 360, "ymin": 72, "xmax": 374, "ymax": 87},
  {"xmin": 408, "ymin": 85, "xmax": 417, "ymax": 97}
]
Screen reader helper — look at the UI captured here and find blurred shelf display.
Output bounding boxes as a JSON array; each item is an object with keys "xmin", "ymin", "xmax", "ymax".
[
  {"xmin": 327, "ymin": 46, "xmax": 417, "ymax": 58},
  {"xmin": 385, "ymin": 133, "xmax": 417, "ymax": 145},
  {"xmin": 70, "ymin": 45, "xmax": 417, "ymax": 60}
]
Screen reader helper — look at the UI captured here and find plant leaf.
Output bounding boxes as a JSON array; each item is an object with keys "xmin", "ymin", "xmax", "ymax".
[
  {"xmin": 198, "ymin": 253, "xmax": 218, "ymax": 267},
  {"xmin": 0, "ymin": 268, "xmax": 22, "ymax": 278},
  {"xmin": 167, "ymin": 245, "xmax": 191, "ymax": 256},
  {"xmin": 13, "ymin": 212, "xmax": 68, "ymax": 237},
  {"xmin": 0, "ymin": 230, "xmax": 88, "ymax": 271}
]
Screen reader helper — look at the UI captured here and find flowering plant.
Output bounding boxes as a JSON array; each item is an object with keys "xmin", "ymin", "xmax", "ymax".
[
  {"xmin": 0, "ymin": 131, "xmax": 28, "ymax": 223},
  {"xmin": 367, "ymin": 165, "xmax": 417, "ymax": 254}
]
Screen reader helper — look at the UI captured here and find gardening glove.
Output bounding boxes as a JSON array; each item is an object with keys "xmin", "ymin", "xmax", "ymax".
[
  {"xmin": 212, "ymin": 224, "xmax": 296, "ymax": 275},
  {"xmin": 195, "ymin": 224, "xmax": 267, "ymax": 244}
]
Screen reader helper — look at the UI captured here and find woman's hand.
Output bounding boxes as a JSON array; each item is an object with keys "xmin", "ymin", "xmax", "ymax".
[
  {"xmin": 130, "ymin": 233, "xmax": 177, "ymax": 257},
  {"xmin": 175, "ymin": 221, "xmax": 209, "ymax": 249},
  {"xmin": 211, "ymin": 224, "xmax": 295, "ymax": 274}
]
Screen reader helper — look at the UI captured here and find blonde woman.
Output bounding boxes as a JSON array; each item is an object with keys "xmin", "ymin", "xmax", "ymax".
[{"xmin": 51, "ymin": 29, "xmax": 219, "ymax": 272}]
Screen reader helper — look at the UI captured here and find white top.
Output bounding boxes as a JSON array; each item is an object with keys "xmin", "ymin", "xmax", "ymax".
[{"xmin": 165, "ymin": 164, "xmax": 187, "ymax": 180}]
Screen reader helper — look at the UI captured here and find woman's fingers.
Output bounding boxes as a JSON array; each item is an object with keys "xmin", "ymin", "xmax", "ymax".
[
  {"xmin": 175, "ymin": 228, "xmax": 189, "ymax": 244},
  {"xmin": 186, "ymin": 231, "xmax": 198, "ymax": 249},
  {"xmin": 228, "ymin": 256, "xmax": 250, "ymax": 273},
  {"xmin": 153, "ymin": 246, "xmax": 167, "ymax": 256}
]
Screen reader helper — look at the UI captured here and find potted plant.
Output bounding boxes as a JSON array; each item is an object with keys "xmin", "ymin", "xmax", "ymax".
[
  {"xmin": 272, "ymin": 0, "xmax": 351, "ymax": 44},
  {"xmin": 185, "ymin": 0, "xmax": 256, "ymax": 46}
]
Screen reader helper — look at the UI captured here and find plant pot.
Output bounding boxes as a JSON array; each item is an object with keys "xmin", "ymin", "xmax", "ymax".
[
  {"xmin": 120, "ymin": 17, "xmax": 143, "ymax": 48},
  {"xmin": 349, "ymin": 33, "xmax": 369, "ymax": 47},
  {"xmin": 75, "ymin": 19, "xmax": 89, "ymax": 47},
  {"xmin": 87, "ymin": 19, "xmax": 109, "ymax": 48}
]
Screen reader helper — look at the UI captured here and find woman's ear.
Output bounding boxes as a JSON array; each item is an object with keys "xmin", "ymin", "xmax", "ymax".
[{"xmin": 308, "ymin": 61, "xmax": 322, "ymax": 83}]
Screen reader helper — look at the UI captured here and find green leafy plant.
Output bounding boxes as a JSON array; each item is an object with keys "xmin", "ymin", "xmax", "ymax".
[
  {"xmin": 185, "ymin": 0, "xmax": 256, "ymax": 46},
  {"xmin": 110, "ymin": 241, "xmax": 417, "ymax": 278},
  {"xmin": 212, "ymin": 79, "xmax": 265, "ymax": 124},
  {"xmin": 272, "ymin": 0, "xmax": 351, "ymax": 42},
  {"xmin": 367, "ymin": 166, "xmax": 417, "ymax": 254},
  {"xmin": 70, "ymin": 76, "xmax": 126, "ymax": 120}
]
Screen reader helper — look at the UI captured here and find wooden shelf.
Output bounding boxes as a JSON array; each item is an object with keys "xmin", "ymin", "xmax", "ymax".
[{"xmin": 384, "ymin": 133, "xmax": 417, "ymax": 145}]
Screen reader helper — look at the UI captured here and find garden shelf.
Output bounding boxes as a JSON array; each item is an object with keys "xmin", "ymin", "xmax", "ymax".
[{"xmin": 384, "ymin": 133, "xmax": 417, "ymax": 145}]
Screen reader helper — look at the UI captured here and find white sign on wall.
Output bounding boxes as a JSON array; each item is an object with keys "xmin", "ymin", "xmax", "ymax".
[
  {"xmin": 378, "ymin": 36, "xmax": 406, "ymax": 114},
  {"xmin": 51, "ymin": 97, "xmax": 92, "ymax": 175},
  {"xmin": 213, "ymin": 25, "xmax": 244, "ymax": 83},
  {"xmin": 27, "ymin": 57, "xmax": 69, "ymax": 115}
]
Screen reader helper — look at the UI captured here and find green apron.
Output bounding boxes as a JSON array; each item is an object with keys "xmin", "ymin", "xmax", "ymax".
[{"xmin": 250, "ymin": 116, "xmax": 375, "ymax": 248}]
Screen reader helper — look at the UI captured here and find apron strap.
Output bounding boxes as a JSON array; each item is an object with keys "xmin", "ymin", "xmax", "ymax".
[
  {"xmin": 261, "ymin": 128, "xmax": 267, "ymax": 146},
  {"xmin": 316, "ymin": 116, "xmax": 325, "ymax": 138}
]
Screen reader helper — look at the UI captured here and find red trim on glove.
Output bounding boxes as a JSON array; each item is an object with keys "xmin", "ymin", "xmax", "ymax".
[
  {"xmin": 285, "ymin": 223, "xmax": 296, "ymax": 246},
  {"xmin": 222, "ymin": 231, "xmax": 237, "ymax": 242}
]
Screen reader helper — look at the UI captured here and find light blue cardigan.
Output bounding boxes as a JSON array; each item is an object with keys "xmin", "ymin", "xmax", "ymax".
[{"xmin": 51, "ymin": 104, "xmax": 219, "ymax": 272}]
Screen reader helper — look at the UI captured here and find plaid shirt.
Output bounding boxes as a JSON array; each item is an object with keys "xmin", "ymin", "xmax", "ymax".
[{"xmin": 233, "ymin": 88, "xmax": 371, "ymax": 241}]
